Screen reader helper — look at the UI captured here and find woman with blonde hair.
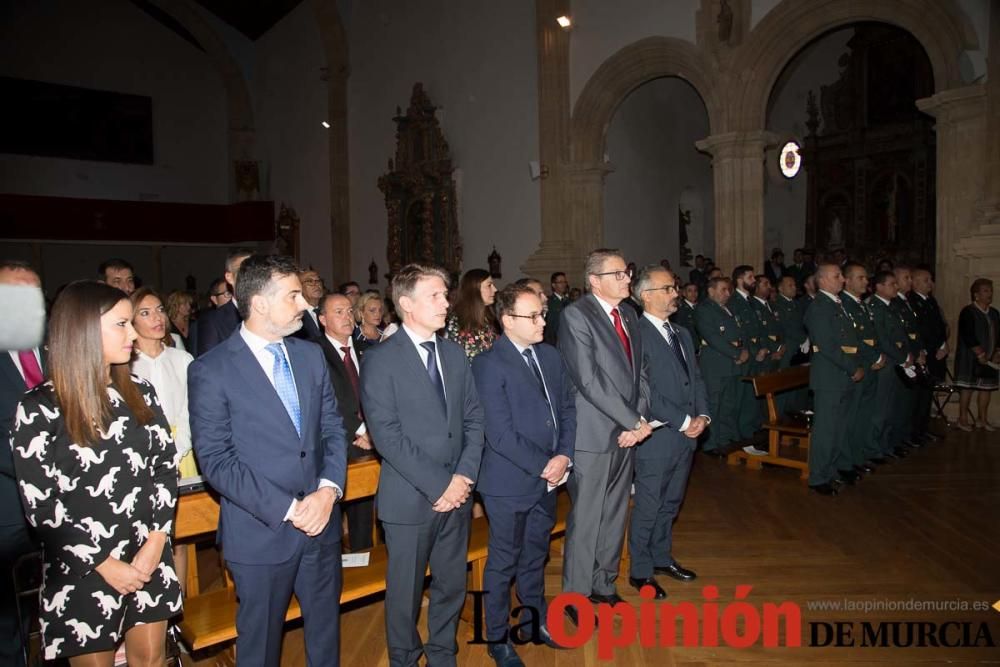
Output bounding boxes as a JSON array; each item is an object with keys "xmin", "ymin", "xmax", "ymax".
[
  {"xmin": 164, "ymin": 290, "xmax": 194, "ymax": 351},
  {"xmin": 11, "ymin": 281, "xmax": 181, "ymax": 664},
  {"xmin": 354, "ymin": 290, "xmax": 386, "ymax": 345}
]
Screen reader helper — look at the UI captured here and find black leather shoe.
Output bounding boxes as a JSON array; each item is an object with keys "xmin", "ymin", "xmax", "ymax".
[
  {"xmin": 903, "ymin": 438, "xmax": 923, "ymax": 449},
  {"xmin": 534, "ymin": 624, "xmax": 568, "ymax": 649},
  {"xmin": 654, "ymin": 563, "xmax": 697, "ymax": 581},
  {"xmin": 855, "ymin": 464, "xmax": 874, "ymax": 474},
  {"xmin": 588, "ymin": 591, "xmax": 625, "ymax": 605},
  {"xmin": 487, "ymin": 641, "xmax": 525, "ymax": 667},
  {"xmin": 702, "ymin": 448, "xmax": 727, "ymax": 459},
  {"xmin": 923, "ymin": 432, "xmax": 941, "ymax": 442},
  {"xmin": 809, "ymin": 483, "xmax": 839, "ymax": 496},
  {"xmin": 889, "ymin": 447, "xmax": 908, "ymax": 459},
  {"xmin": 837, "ymin": 469, "xmax": 859, "ymax": 485},
  {"xmin": 868, "ymin": 457, "xmax": 886, "ymax": 465},
  {"xmin": 628, "ymin": 577, "xmax": 667, "ymax": 599},
  {"xmin": 564, "ymin": 605, "xmax": 597, "ymax": 628}
]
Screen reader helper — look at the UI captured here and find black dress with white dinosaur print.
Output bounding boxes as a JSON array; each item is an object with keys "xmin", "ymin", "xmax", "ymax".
[{"xmin": 10, "ymin": 377, "xmax": 182, "ymax": 659}]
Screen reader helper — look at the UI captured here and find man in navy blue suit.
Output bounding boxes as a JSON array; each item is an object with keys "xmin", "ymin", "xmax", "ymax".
[
  {"xmin": 360, "ymin": 264, "xmax": 484, "ymax": 667},
  {"xmin": 628, "ymin": 266, "xmax": 709, "ymax": 598},
  {"xmin": 471, "ymin": 283, "xmax": 576, "ymax": 666},
  {"xmin": 189, "ymin": 254, "xmax": 347, "ymax": 667},
  {"xmin": 197, "ymin": 248, "xmax": 252, "ymax": 356}
]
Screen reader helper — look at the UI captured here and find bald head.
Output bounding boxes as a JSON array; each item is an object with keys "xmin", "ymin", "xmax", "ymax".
[{"xmin": 815, "ymin": 263, "xmax": 845, "ymax": 294}]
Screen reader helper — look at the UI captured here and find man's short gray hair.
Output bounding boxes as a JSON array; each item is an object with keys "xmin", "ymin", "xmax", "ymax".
[
  {"xmin": 584, "ymin": 248, "xmax": 624, "ymax": 277},
  {"xmin": 631, "ymin": 264, "xmax": 670, "ymax": 301}
]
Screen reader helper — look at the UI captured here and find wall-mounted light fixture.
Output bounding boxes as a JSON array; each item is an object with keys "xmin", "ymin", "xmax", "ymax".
[
  {"xmin": 556, "ymin": 15, "xmax": 572, "ymax": 30},
  {"xmin": 321, "ymin": 121, "xmax": 331, "ymax": 129}
]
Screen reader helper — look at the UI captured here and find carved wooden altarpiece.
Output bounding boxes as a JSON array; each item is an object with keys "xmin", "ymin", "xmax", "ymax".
[
  {"xmin": 378, "ymin": 83, "xmax": 462, "ymax": 281},
  {"xmin": 802, "ymin": 24, "xmax": 936, "ymax": 266}
]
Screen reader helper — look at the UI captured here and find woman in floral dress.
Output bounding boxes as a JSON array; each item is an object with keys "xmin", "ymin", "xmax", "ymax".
[
  {"xmin": 444, "ymin": 268, "xmax": 499, "ymax": 360},
  {"xmin": 11, "ymin": 281, "xmax": 181, "ymax": 664}
]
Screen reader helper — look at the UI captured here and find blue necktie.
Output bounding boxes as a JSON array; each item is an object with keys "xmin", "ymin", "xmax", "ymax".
[
  {"xmin": 522, "ymin": 348, "xmax": 549, "ymax": 406},
  {"xmin": 420, "ymin": 341, "xmax": 447, "ymax": 409},
  {"xmin": 265, "ymin": 343, "xmax": 302, "ymax": 436},
  {"xmin": 663, "ymin": 322, "xmax": 689, "ymax": 377}
]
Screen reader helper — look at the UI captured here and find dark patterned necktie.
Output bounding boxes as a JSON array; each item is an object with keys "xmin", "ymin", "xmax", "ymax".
[
  {"xmin": 663, "ymin": 322, "xmax": 689, "ymax": 376},
  {"xmin": 420, "ymin": 341, "xmax": 446, "ymax": 408}
]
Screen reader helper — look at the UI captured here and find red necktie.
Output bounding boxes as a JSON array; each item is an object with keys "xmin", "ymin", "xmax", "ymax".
[
  {"xmin": 341, "ymin": 346, "xmax": 360, "ymax": 398},
  {"xmin": 610, "ymin": 308, "xmax": 633, "ymax": 367},
  {"xmin": 18, "ymin": 350, "xmax": 43, "ymax": 389}
]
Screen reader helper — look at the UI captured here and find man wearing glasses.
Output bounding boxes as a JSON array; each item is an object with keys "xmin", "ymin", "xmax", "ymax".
[
  {"xmin": 558, "ymin": 249, "xmax": 651, "ymax": 625},
  {"xmin": 471, "ymin": 283, "xmax": 576, "ymax": 665},
  {"xmin": 628, "ymin": 266, "xmax": 708, "ymax": 599}
]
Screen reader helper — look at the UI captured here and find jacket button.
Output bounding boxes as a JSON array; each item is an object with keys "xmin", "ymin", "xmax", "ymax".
[
  {"xmin": 297, "ymin": 491, "xmax": 305, "ymax": 499},
  {"xmin": 546, "ymin": 420, "xmax": 552, "ymax": 427},
  {"xmin": 300, "ymin": 451, "xmax": 306, "ymax": 458},
  {"xmin": 684, "ymin": 382, "xmax": 689, "ymax": 387},
  {"xmin": 443, "ymin": 463, "xmax": 449, "ymax": 469},
  {"xmin": 448, "ymin": 432, "xmax": 453, "ymax": 438}
]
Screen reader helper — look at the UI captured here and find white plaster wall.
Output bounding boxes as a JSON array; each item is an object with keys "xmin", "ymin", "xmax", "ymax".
[
  {"xmin": 254, "ymin": 3, "xmax": 333, "ymax": 281},
  {"xmin": 603, "ymin": 77, "xmax": 713, "ymax": 272},
  {"xmin": 763, "ymin": 27, "xmax": 853, "ymax": 258},
  {"xmin": 568, "ymin": 0, "xmax": 699, "ymax": 108},
  {"xmin": 0, "ymin": 0, "xmax": 227, "ymax": 204},
  {"xmin": 345, "ymin": 0, "xmax": 540, "ymax": 289}
]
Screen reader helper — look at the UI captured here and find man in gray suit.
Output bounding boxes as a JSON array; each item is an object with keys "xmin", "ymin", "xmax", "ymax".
[
  {"xmin": 558, "ymin": 249, "xmax": 651, "ymax": 623},
  {"xmin": 628, "ymin": 266, "xmax": 709, "ymax": 599},
  {"xmin": 360, "ymin": 264, "xmax": 485, "ymax": 667}
]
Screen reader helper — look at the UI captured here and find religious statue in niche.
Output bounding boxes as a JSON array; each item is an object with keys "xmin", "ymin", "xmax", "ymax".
[
  {"xmin": 717, "ymin": 0, "xmax": 733, "ymax": 43},
  {"xmin": 234, "ymin": 159, "xmax": 261, "ymax": 202},
  {"xmin": 368, "ymin": 258, "xmax": 379, "ymax": 285},
  {"xmin": 678, "ymin": 207, "xmax": 693, "ymax": 267},
  {"xmin": 274, "ymin": 202, "xmax": 300, "ymax": 260},
  {"xmin": 488, "ymin": 247, "xmax": 502, "ymax": 279},
  {"xmin": 378, "ymin": 83, "xmax": 463, "ymax": 281}
]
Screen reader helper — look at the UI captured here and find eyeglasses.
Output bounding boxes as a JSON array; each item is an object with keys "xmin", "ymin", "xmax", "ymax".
[
  {"xmin": 642, "ymin": 285, "xmax": 678, "ymax": 294},
  {"xmin": 592, "ymin": 269, "xmax": 633, "ymax": 281},
  {"xmin": 507, "ymin": 311, "xmax": 547, "ymax": 324},
  {"xmin": 212, "ymin": 291, "xmax": 232, "ymax": 299}
]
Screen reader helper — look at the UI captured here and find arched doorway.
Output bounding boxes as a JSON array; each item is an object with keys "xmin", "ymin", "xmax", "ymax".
[
  {"xmin": 763, "ymin": 22, "xmax": 937, "ymax": 267},
  {"xmin": 604, "ymin": 77, "xmax": 713, "ymax": 272}
]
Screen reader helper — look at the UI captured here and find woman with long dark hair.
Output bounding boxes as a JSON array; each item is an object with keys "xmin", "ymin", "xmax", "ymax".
[
  {"xmin": 11, "ymin": 281, "xmax": 181, "ymax": 665},
  {"xmin": 444, "ymin": 268, "xmax": 499, "ymax": 360}
]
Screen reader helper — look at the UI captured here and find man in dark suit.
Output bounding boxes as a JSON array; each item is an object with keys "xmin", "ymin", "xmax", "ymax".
[
  {"xmin": 910, "ymin": 268, "xmax": 948, "ymax": 441},
  {"xmin": 688, "ymin": 255, "xmax": 707, "ymax": 292},
  {"xmin": 764, "ymin": 248, "xmax": 786, "ymax": 286},
  {"xmin": 293, "ymin": 267, "xmax": 325, "ymax": 342},
  {"xmin": 360, "ymin": 264, "xmax": 485, "ymax": 667},
  {"xmin": 695, "ymin": 277, "xmax": 749, "ymax": 456},
  {"xmin": 628, "ymin": 266, "xmax": 708, "ymax": 600},
  {"xmin": 197, "ymin": 248, "xmax": 252, "ymax": 356},
  {"xmin": 471, "ymin": 283, "xmax": 575, "ymax": 666},
  {"xmin": 0, "ymin": 261, "xmax": 43, "ymax": 667},
  {"xmin": 804, "ymin": 264, "xmax": 864, "ymax": 495},
  {"xmin": 558, "ymin": 249, "xmax": 651, "ymax": 620},
  {"xmin": 316, "ymin": 292, "xmax": 374, "ymax": 551},
  {"xmin": 544, "ymin": 272, "xmax": 570, "ymax": 345},
  {"xmin": 189, "ymin": 254, "xmax": 347, "ymax": 667}
]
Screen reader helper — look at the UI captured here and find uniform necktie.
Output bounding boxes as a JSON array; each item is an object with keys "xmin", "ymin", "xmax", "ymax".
[
  {"xmin": 611, "ymin": 307, "xmax": 632, "ymax": 366},
  {"xmin": 420, "ymin": 341, "xmax": 447, "ymax": 408},
  {"xmin": 265, "ymin": 343, "xmax": 301, "ymax": 436},
  {"xmin": 663, "ymin": 322, "xmax": 689, "ymax": 376},
  {"xmin": 17, "ymin": 350, "xmax": 43, "ymax": 389}
]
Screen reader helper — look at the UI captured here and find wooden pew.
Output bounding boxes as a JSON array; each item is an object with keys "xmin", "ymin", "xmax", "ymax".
[
  {"xmin": 727, "ymin": 365, "xmax": 811, "ymax": 479},
  {"xmin": 175, "ymin": 459, "xmax": 572, "ymax": 654}
]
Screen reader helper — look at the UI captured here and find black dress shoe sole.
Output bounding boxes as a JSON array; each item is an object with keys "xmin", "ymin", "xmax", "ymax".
[{"xmin": 654, "ymin": 567, "xmax": 696, "ymax": 582}]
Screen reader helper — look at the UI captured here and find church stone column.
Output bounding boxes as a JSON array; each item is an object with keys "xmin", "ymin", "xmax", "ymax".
[
  {"xmin": 521, "ymin": 0, "xmax": 574, "ymax": 281},
  {"xmin": 695, "ymin": 131, "xmax": 769, "ymax": 272},
  {"xmin": 917, "ymin": 85, "xmax": 987, "ymax": 331}
]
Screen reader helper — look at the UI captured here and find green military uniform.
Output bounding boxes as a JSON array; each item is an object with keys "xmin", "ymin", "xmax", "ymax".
[
  {"xmin": 841, "ymin": 292, "xmax": 884, "ymax": 466},
  {"xmin": 730, "ymin": 290, "xmax": 764, "ymax": 439},
  {"xmin": 891, "ymin": 294, "xmax": 924, "ymax": 443},
  {"xmin": 695, "ymin": 299, "xmax": 746, "ymax": 453},
  {"xmin": 804, "ymin": 291, "xmax": 863, "ymax": 486},
  {"xmin": 750, "ymin": 296, "xmax": 783, "ymax": 374},
  {"xmin": 774, "ymin": 293, "xmax": 810, "ymax": 413},
  {"xmin": 869, "ymin": 295, "xmax": 910, "ymax": 455},
  {"xmin": 673, "ymin": 299, "xmax": 700, "ymax": 354},
  {"xmin": 544, "ymin": 292, "xmax": 569, "ymax": 345}
]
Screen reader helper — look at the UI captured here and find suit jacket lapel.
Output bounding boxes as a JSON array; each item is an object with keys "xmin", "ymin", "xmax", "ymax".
[
  {"xmin": 583, "ymin": 295, "xmax": 632, "ymax": 371},
  {"xmin": 0, "ymin": 354, "xmax": 25, "ymax": 391},
  {"xmin": 285, "ymin": 340, "xmax": 311, "ymax": 439},
  {"xmin": 394, "ymin": 333, "xmax": 448, "ymax": 419},
  {"xmin": 227, "ymin": 335, "xmax": 301, "ymax": 440},
  {"xmin": 498, "ymin": 336, "xmax": 547, "ymax": 403}
]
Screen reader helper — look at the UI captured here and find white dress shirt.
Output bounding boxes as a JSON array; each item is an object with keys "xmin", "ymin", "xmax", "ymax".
[
  {"xmin": 594, "ymin": 294, "xmax": 630, "ymax": 334},
  {"xmin": 132, "ymin": 344, "xmax": 194, "ymax": 459},
  {"xmin": 642, "ymin": 311, "xmax": 709, "ymax": 432},
  {"xmin": 401, "ymin": 323, "xmax": 446, "ymax": 401},
  {"xmin": 239, "ymin": 325, "xmax": 341, "ymax": 519},
  {"xmin": 325, "ymin": 333, "xmax": 366, "ymax": 436}
]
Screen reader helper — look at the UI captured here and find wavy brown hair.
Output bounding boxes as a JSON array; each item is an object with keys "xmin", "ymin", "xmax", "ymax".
[
  {"xmin": 451, "ymin": 268, "xmax": 498, "ymax": 333},
  {"xmin": 48, "ymin": 281, "xmax": 154, "ymax": 446},
  {"xmin": 131, "ymin": 287, "xmax": 175, "ymax": 348}
]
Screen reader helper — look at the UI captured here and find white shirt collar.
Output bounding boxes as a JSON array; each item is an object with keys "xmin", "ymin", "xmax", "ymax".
[
  {"xmin": 819, "ymin": 289, "xmax": 841, "ymax": 302},
  {"xmin": 874, "ymin": 294, "xmax": 891, "ymax": 306},
  {"xmin": 592, "ymin": 294, "xmax": 620, "ymax": 317},
  {"xmin": 401, "ymin": 322, "xmax": 437, "ymax": 346},
  {"xmin": 736, "ymin": 288, "xmax": 750, "ymax": 299},
  {"xmin": 753, "ymin": 296, "xmax": 769, "ymax": 307},
  {"xmin": 684, "ymin": 299, "xmax": 696, "ymax": 308},
  {"xmin": 643, "ymin": 311, "xmax": 668, "ymax": 328},
  {"xmin": 842, "ymin": 291, "xmax": 862, "ymax": 304},
  {"xmin": 325, "ymin": 332, "xmax": 353, "ymax": 351},
  {"xmin": 240, "ymin": 323, "xmax": 282, "ymax": 354},
  {"xmin": 914, "ymin": 291, "xmax": 929, "ymax": 300},
  {"xmin": 780, "ymin": 294, "xmax": 794, "ymax": 303}
]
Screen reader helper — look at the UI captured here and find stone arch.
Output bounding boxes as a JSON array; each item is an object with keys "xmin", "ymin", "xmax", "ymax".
[
  {"xmin": 149, "ymin": 0, "xmax": 256, "ymax": 163},
  {"xmin": 571, "ymin": 36, "xmax": 721, "ymax": 165},
  {"xmin": 729, "ymin": 0, "xmax": 980, "ymax": 132}
]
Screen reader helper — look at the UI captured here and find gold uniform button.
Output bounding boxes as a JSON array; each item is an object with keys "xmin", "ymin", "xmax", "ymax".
[
  {"xmin": 840, "ymin": 346, "xmax": 858, "ymax": 355},
  {"xmin": 863, "ymin": 339, "xmax": 875, "ymax": 346}
]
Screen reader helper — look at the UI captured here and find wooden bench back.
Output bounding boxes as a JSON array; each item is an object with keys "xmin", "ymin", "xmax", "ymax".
[{"xmin": 751, "ymin": 365, "xmax": 809, "ymax": 423}]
